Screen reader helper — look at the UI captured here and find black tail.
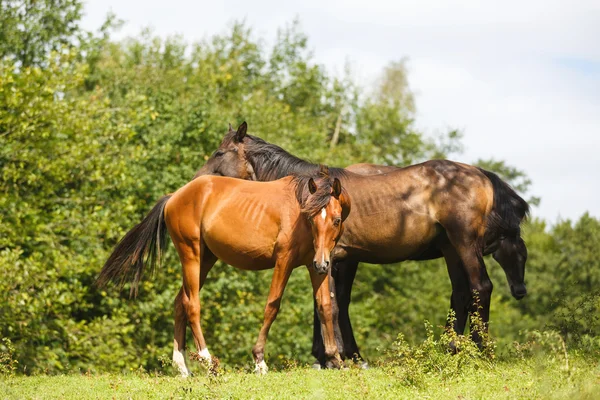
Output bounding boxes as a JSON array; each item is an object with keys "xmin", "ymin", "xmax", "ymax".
[
  {"xmin": 96, "ymin": 195, "xmax": 172, "ymax": 297},
  {"xmin": 478, "ymin": 168, "xmax": 530, "ymax": 238}
]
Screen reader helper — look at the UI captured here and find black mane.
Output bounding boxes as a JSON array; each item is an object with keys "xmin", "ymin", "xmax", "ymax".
[
  {"xmin": 291, "ymin": 166, "xmax": 338, "ymax": 218},
  {"xmin": 244, "ymin": 134, "xmax": 347, "ymax": 181}
]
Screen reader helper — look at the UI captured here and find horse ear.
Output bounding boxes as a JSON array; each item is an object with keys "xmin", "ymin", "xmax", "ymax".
[
  {"xmin": 228, "ymin": 123, "xmax": 234, "ymax": 132},
  {"xmin": 332, "ymin": 178, "xmax": 342, "ymax": 198},
  {"xmin": 340, "ymin": 189, "xmax": 351, "ymax": 221},
  {"xmin": 308, "ymin": 178, "xmax": 317, "ymax": 194},
  {"xmin": 235, "ymin": 121, "xmax": 247, "ymax": 142}
]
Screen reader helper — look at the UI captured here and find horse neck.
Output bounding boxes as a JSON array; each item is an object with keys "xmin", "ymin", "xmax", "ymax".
[
  {"xmin": 248, "ymin": 150, "xmax": 319, "ymax": 182},
  {"xmin": 275, "ymin": 191, "xmax": 314, "ymax": 263}
]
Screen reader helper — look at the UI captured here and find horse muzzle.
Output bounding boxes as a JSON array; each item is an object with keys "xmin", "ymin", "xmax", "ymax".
[
  {"xmin": 312, "ymin": 260, "xmax": 330, "ymax": 275},
  {"xmin": 511, "ymin": 283, "xmax": 527, "ymax": 300}
]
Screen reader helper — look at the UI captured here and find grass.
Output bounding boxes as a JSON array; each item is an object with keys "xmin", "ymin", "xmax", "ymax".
[
  {"xmin": 3, "ymin": 323, "xmax": 599, "ymax": 399},
  {"xmin": 2, "ymin": 356, "xmax": 599, "ymax": 400}
]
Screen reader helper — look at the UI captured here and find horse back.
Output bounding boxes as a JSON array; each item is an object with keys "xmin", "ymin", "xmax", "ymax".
[
  {"xmin": 165, "ymin": 176, "xmax": 306, "ymax": 270},
  {"xmin": 335, "ymin": 160, "xmax": 494, "ymax": 262}
]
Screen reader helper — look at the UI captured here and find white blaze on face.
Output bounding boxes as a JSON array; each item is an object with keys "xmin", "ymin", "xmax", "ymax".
[{"xmin": 319, "ymin": 208, "xmax": 327, "ymax": 264}]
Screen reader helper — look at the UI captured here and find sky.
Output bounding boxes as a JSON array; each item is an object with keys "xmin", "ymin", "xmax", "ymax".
[{"xmin": 82, "ymin": 0, "xmax": 600, "ymax": 223}]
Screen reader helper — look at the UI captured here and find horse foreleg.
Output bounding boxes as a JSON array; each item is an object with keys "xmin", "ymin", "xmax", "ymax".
[
  {"xmin": 442, "ymin": 245, "xmax": 471, "ymax": 338},
  {"xmin": 309, "ymin": 267, "xmax": 343, "ymax": 369},
  {"xmin": 312, "ymin": 260, "xmax": 363, "ymax": 368},
  {"xmin": 252, "ymin": 261, "xmax": 293, "ymax": 374},
  {"xmin": 328, "ymin": 272, "xmax": 344, "ymax": 358},
  {"xmin": 451, "ymin": 244, "xmax": 493, "ymax": 349},
  {"xmin": 336, "ymin": 261, "xmax": 364, "ymax": 365},
  {"xmin": 311, "ymin": 298, "xmax": 325, "ymax": 367},
  {"xmin": 468, "ymin": 266, "xmax": 493, "ymax": 347}
]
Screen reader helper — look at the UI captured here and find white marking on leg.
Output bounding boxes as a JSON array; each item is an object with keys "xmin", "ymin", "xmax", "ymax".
[
  {"xmin": 198, "ymin": 347, "xmax": 212, "ymax": 364},
  {"xmin": 173, "ymin": 348, "xmax": 189, "ymax": 378},
  {"xmin": 254, "ymin": 360, "xmax": 268, "ymax": 375},
  {"xmin": 321, "ymin": 207, "xmax": 327, "ymax": 220}
]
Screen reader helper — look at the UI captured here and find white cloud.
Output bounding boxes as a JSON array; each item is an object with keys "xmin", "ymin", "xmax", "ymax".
[{"xmin": 82, "ymin": 0, "xmax": 600, "ymax": 221}]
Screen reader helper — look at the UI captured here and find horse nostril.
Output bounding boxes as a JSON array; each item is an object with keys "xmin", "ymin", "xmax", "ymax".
[
  {"xmin": 312, "ymin": 261, "xmax": 329, "ymax": 275},
  {"xmin": 512, "ymin": 284, "xmax": 527, "ymax": 300}
]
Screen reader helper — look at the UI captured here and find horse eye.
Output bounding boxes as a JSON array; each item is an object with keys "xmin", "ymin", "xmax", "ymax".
[
  {"xmin": 333, "ymin": 218, "xmax": 341, "ymax": 227},
  {"xmin": 215, "ymin": 150, "xmax": 225, "ymax": 157}
]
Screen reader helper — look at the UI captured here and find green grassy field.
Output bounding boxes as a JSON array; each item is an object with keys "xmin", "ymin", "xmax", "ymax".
[{"xmin": 2, "ymin": 357, "xmax": 599, "ymax": 400}]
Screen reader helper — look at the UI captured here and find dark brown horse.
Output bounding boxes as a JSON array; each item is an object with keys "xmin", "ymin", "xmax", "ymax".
[
  {"xmin": 195, "ymin": 122, "xmax": 529, "ymax": 368},
  {"xmin": 97, "ymin": 168, "xmax": 351, "ymax": 376}
]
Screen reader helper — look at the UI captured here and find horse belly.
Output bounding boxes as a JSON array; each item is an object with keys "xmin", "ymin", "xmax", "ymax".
[
  {"xmin": 202, "ymin": 220, "xmax": 278, "ymax": 271},
  {"xmin": 206, "ymin": 240, "xmax": 275, "ymax": 270},
  {"xmin": 344, "ymin": 212, "xmax": 441, "ymax": 263},
  {"xmin": 383, "ymin": 227, "xmax": 440, "ymax": 262}
]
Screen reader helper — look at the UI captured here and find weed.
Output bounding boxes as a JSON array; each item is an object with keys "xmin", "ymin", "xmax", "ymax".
[{"xmin": 0, "ymin": 338, "xmax": 18, "ymax": 376}]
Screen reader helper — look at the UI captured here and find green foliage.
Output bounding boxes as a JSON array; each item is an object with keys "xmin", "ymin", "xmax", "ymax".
[
  {"xmin": 379, "ymin": 307, "xmax": 497, "ymax": 388},
  {"xmin": 0, "ymin": 50, "xmax": 157, "ymax": 373},
  {"xmin": 1, "ymin": 1, "xmax": 599, "ymax": 379},
  {"xmin": 353, "ymin": 60, "xmax": 425, "ymax": 165},
  {"xmin": 0, "ymin": 0, "xmax": 83, "ymax": 67},
  {"xmin": 383, "ymin": 319, "xmax": 494, "ymax": 387},
  {"xmin": 0, "ymin": 338, "xmax": 18, "ymax": 376},
  {"xmin": 511, "ymin": 330, "xmax": 572, "ymax": 367}
]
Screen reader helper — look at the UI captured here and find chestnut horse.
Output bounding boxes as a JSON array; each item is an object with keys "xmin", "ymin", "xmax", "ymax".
[
  {"xmin": 97, "ymin": 169, "xmax": 351, "ymax": 375},
  {"xmin": 195, "ymin": 122, "xmax": 530, "ymax": 368}
]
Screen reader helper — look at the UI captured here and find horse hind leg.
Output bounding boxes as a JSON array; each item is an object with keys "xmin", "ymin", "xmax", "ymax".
[
  {"xmin": 172, "ymin": 250, "xmax": 216, "ymax": 377},
  {"xmin": 173, "ymin": 287, "xmax": 189, "ymax": 377},
  {"xmin": 171, "ymin": 237, "xmax": 217, "ymax": 375}
]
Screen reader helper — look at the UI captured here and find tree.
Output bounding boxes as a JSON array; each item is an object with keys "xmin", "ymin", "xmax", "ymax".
[
  {"xmin": 5, "ymin": 1, "xmax": 595, "ymax": 374},
  {"xmin": 0, "ymin": 0, "xmax": 83, "ymax": 67},
  {"xmin": 0, "ymin": 52, "xmax": 156, "ymax": 372}
]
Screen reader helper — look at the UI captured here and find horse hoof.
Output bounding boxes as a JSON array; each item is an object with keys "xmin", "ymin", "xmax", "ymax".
[
  {"xmin": 254, "ymin": 360, "xmax": 268, "ymax": 375},
  {"xmin": 191, "ymin": 348, "xmax": 213, "ymax": 367},
  {"xmin": 359, "ymin": 361, "xmax": 369, "ymax": 370},
  {"xmin": 178, "ymin": 370, "xmax": 190, "ymax": 378},
  {"xmin": 448, "ymin": 340, "xmax": 458, "ymax": 354},
  {"xmin": 311, "ymin": 361, "xmax": 322, "ymax": 370}
]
